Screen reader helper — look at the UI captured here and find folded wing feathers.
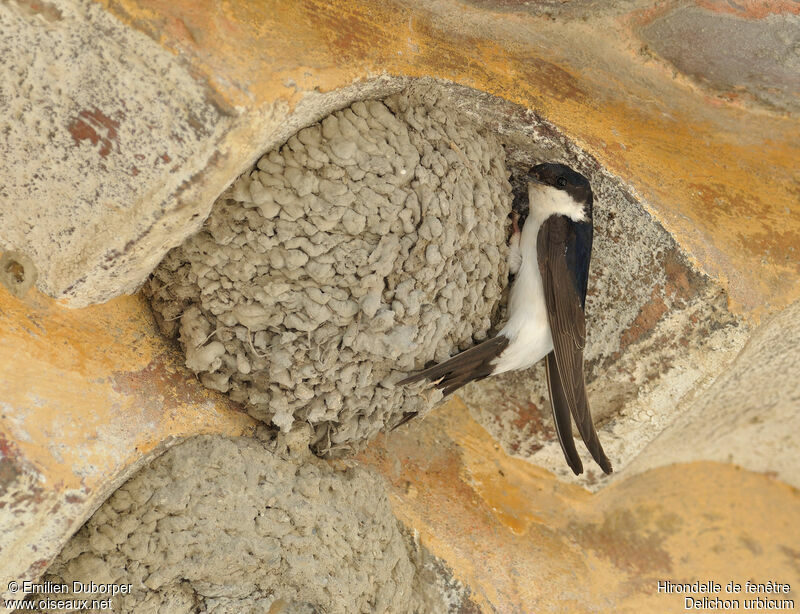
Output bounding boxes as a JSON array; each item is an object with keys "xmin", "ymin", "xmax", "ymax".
[
  {"xmin": 539, "ymin": 217, "xmax": 612, "ymax": 475},
  {"xmin": 398, "ymin": 335, "xmax": 510, "ymax": 398}
]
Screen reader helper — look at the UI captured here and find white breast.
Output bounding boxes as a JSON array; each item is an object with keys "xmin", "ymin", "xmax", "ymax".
[
  {"xmin": 490, "ymin": 181, "xmax": 586, "ymax": 375},
  {"xmin": 491, "ymin": 210, "xmax": 553, "ymax": 374}
]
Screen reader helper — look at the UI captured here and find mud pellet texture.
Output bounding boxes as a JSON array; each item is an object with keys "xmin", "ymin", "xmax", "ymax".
[
  {"xmin": 146, "ymin": 84, "xmax": 512, "ymax": 455},
  {"xmin": 27, "ymin": 434, "xmax": 443, "ymax": 614}
]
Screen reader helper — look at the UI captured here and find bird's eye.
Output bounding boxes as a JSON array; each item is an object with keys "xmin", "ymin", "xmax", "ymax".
[{"xmin": 556, "ymin": 177, "xmax": 567, "ymax": 188}]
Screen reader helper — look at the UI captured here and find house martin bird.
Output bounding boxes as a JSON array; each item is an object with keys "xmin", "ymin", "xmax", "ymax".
[{"xmin": 398, "ymin": 163, "xmax": 612, "ymax": 475}]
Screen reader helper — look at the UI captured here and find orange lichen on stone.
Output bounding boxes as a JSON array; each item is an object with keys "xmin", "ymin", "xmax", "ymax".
[
  {"xmin": 0, "ymin": 286, "xmax": 255, "ymax": 491},
  {"xmin": 96, "ymin": 0, "xmax": 800, "ymax": 320},
  {"xmin": 361, "ymin": 398, "xmax": 800, "ymax": 613},
  {"xmin": 0, "ymin": 281, "xmax": 257, "ymax": 586}
]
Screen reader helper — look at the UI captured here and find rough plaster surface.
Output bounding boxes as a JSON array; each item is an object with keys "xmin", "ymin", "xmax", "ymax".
[
  {"xmin": 640, "ymin": 6, "xmax": 800, "ymax": 113},
  {"xmin": 26, "ymin": 433, "xmax": 467, "ymax": 614},
  {"xmin": 629, "ymin": 298, "xmax": 800, "ymax": 488},
  {"xmin": 0, "ymin": 0, "xmax": 232, "ymax": 304},
  {"xmin": 0, "ymin": 0, "xmax": 411, "ymax": 307},
  {"xmin": 146, "ymin": 84, "xmax": 511, "ymax": 455}
]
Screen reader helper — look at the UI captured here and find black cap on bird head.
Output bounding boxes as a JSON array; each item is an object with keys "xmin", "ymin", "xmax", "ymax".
[{"xmin": 528, "ymin": 163, "xmax": 593, "ymax": 216}]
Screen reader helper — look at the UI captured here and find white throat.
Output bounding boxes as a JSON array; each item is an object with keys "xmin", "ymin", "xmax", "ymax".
[{"xmin": 525, "ymin": 182, "xmax": 587, "ymax": 227}]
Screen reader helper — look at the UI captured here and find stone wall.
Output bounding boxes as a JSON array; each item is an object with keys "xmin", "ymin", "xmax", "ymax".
[{"xmin": 1, "ymin": 1, "xmax": 797, "ymax": 611}]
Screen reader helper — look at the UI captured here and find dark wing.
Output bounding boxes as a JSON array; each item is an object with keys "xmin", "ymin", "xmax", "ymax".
[
  {"xmin": 398, "ymin": 335, "xmax": 510, "ymax": 398},
  {"xmin": 545, "ymin": 351, "xmax": 583, "ymax": 475},
  {"xmin": 538, "ymin": 216, "xmax": 612, "ymax": 474}
]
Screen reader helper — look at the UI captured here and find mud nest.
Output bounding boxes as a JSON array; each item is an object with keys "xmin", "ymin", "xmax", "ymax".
[
  {"xmin": 146, "ymin": 85, "xmax": 512, "ymax": 454},
  {"xmin": 28, "ymin": 434, "xmax": 451, "ymax": 613}
]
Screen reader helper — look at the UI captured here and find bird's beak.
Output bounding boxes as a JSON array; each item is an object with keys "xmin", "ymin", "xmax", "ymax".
[{"xmin": 527, "ymin": 174, "xmax": 547, "ymax": 187}]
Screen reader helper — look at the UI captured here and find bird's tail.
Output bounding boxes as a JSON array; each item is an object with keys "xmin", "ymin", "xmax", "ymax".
[
  {"xmin": 545, "ymin": 351, "xmax": 613, "ymax": 475},
  {"xmin": 399, "ymin": 335, "xmax": 510, "ymax": 397}
]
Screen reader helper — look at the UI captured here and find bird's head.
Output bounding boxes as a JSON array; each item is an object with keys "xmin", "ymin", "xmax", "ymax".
[{"xmin": 526, "ymin": 163, "xmax": 593, "ymax": 223}]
